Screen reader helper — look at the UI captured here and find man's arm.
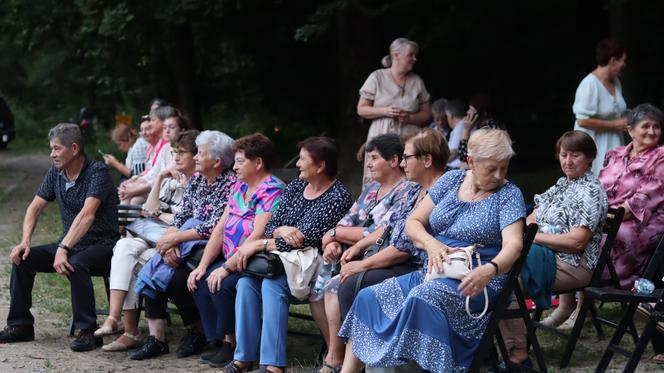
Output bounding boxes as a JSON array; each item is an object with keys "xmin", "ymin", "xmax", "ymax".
[
  {"xmin": 59, "ymin": 196, "xmax": 103, "ymax": 249},
  {"xmin": 10, "ymin": 195, "xmax": 49, "ymax": 265}
]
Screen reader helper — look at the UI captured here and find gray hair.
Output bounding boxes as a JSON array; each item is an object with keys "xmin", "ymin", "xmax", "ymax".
[
  {"xmin": 381, "ymin": 38, "xmax": 419, "ymax": 68},
  {"xmin": 196, "ymin": 130, "xmax": 235, "ymax": 169},
  {"xmin": 627, "ymin": 103, "xmax": 663, "ymax": 128},
  {"xmin": 48, "ymin": 123, "xmax": 84, "ymax": 150},
  {"xmin": 467, "ymin": 128, "xmax": 515, "ymax": 162},
  {"xmin": 431, "ymin": 98, "xmax": 448, "ymax": 115}
]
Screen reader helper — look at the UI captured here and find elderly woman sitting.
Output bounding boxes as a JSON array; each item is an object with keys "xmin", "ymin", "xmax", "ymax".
[
  {"xmin": 95, "ymin": 130, "xmax": 199, "ymax": 351},
  {"xmin": 598, "ymin": 103, "xmax": 664, "ymax": 289},
  {"xmin": 315, "ymin": 129, "xmax": 448, "ymax": 373},
  {"xmin": 339, "ymin": 129, "xmax": 527, "ymax": 373},
  {"xmin": 500, "ymin": 130, "xmax": 608, "ymax": 365},
  {"xmin": 129, "ymin": 130, "xmax": 237, "ymax": 361},
  {"xmin": 311, "ymin": 133, "xmax": 417, "ymax": 372},
  {"xmin": 219, "ymin": 137, "xmax": 352, "ymax": 373},
  {"xmin": 185, "ymin": 133, "xmax": 286, "ymax": 367}
]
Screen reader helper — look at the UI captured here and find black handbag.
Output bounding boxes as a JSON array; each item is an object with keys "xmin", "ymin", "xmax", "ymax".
[
  {"xmin": 362, "ymin": 225, "xmax": 393, "ymax": 259},
  {"xmin": 244, "ymin": 252, "xmax": 285, "ymax": 278},
  {"xmin": 353, "ymin": 225, "xmax": 393, "ymax": 297}
]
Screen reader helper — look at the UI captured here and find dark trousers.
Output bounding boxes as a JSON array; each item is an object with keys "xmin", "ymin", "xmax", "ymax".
[
  {"xmin": 192, "ymin": 260, "xmax": 241, "ymax": 342},
  {"xmin": 8, "ymin": 242, "xmax": 113, "ymax": 331},
  {"xmin": 144, "ymin": 263, "xmax": 200, "ymax": 326},
  {"xmin": 337, "ymin": 261, "xmax": 418, "ymax": 321}
]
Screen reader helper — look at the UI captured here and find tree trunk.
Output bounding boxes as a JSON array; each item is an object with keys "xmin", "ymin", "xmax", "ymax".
[
  {"xmin": 335, "ymin": 5, "xmax": 379, "ymax": 194},
  {"xmin": 165, "ymin": 23, "xmax": 202, "ymax": 129}
]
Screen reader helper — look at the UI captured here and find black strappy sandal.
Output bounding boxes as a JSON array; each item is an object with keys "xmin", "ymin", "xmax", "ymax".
[{"xmin": 218, "ymin": 361, "xmax": 251, "ymax": 373}]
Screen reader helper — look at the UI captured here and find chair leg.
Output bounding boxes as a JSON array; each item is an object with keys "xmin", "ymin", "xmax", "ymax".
[
  {"xmin": 623, "ymin": 318, "xmax": 658, "ymax": 373},
  {"xmin": 560, "ymin": 299, "xmax": 591, "ymax": 368},
  {"xmin": 515, "ymin": 287, "xmax": 547, "ymax": 373},
  {"xmin": 594, "ymin": 302, "xmax": 639, "ymax": 373},
  {"xmin": 588, "ymin": 300, "xmax": 604, "ymax": 339}
]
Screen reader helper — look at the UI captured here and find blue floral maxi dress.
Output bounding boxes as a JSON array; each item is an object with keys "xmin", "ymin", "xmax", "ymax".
[{"xmin": 338, "ymin": 170, "xmax": 526, "ymax": 372}]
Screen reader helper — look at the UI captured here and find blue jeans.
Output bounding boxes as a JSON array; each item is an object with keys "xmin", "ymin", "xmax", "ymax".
[
  {"xmin": 191, "ymin": 260, "xmax": 241, "ymax": 342},
  {"xmin": 234, "ymin": 274, "xmax": 302, "ymax": 367}
]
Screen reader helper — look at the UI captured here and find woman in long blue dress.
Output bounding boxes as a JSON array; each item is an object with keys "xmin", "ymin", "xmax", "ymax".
[{"xmin": 338, "ymin": 129, "xmax": 527, "ymax": 373}]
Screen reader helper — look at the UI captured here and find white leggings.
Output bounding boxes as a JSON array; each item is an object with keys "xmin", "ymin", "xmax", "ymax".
[{"xmin": 109, "ymin": 236, "xmax": 157, "ymax": 310}]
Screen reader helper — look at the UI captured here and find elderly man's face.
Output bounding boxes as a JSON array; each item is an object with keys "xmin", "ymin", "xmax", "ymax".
[{"xmin": 49, "ymin": 138, "xmax": 77, "ymax": 170}]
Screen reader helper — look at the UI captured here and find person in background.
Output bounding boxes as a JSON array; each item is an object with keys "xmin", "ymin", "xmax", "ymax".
[
  {"xmin": 428, "ymin": 98, "xmax": 450, "ymax": 138},
  {"xmin": 357, "ymin": 37, "xmax": 432, "ymax": 185},
  {"xmin": 118, "ymin": 106, "xmax": 189, "ymax": 205},
  {"xmin": 444, "ymin": 99, "xmax": 468, "ymax": 169},
  {"xmin": 598, "ymin": 103, "xmax": 664, "ymax": 289},
  {"xmin": 573, "ymin": 37, "xmax": 629, "ymax": 175},
  {"xmin": 103, "ymin": 124, "xmax": 148, "ymax": 179},
  {"xmin": 458, "ymin": 92, "xmax": 505, "ymax": 167}
]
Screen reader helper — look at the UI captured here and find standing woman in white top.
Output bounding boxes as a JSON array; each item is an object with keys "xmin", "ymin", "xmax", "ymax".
[
  {"xmin": 357, "ymin": 38, "xmax": 432, "ymax": 185},
  {"xmin": 573, "ymin": 37, "xmax": 629, "ymax": 175}
]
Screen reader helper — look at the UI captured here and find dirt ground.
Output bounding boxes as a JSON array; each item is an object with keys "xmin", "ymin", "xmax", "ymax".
[{"xmin": 0, "ymin": 150, "xmax": 661, "ymax": 373}]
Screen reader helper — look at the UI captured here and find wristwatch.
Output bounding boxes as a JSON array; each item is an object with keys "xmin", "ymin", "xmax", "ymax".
[
  {"xmin": 328, "ymin": 228, "xmax": 337, "ymax": 238},
  {"xmin": 58, "ymin": 242, "xmax": 71, "ymax": 252},
  {"xmin": 221, "ymin": 262, "xmax": 233, "ymax": 274},
  {"xmin": 262, "ymin": 238, "xmax": 269, "ymax": 253}
]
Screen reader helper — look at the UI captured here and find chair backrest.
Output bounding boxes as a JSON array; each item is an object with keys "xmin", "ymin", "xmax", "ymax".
[
  {"xmin": 118, "ymin": 204, "xmax": 143, "ymax": 227},
  {"xmin": 468, "ymin": 222, "xmax": 539, "ymax": 373},
  {"xmin": 641, "ymin": 233, "xmax": 664, "ymax": 283},
  {"xmin": 589, "ymin": 206, "xmax": 625, "ymax": 286}
]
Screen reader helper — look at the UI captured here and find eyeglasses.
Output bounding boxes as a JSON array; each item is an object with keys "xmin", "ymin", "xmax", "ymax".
[
  {"xmin": 171, "ymin": 149, "xmax": 193, "ymax": 156},
  {"xmin": 403, "ymin": 153, "xmax": 418, "ymax": 161}
]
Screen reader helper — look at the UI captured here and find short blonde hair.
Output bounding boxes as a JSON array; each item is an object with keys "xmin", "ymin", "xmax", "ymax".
[
  {"xmin": 467, "ymin": 128, "xmax": 515, "ymax": 161},
  {"xmin": 407, "ymin": 128, "xmax": 450, "ymax": 170}
]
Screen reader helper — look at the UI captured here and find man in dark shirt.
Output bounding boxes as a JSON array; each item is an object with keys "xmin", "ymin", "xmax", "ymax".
[{"xmin": 0, "ymin": 123, "xmax": 119, "ymax": 351}]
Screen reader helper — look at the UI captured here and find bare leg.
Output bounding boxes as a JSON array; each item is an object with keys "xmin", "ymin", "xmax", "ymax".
[
  {"xmin": 225, "ymin": 334, "xmax": 236, "ymax": 345},
  {"xmin": 340, "ymin": 341, "xmax": 364, "ymax": 373},
  {"xmin": 323, "ymin": 291, "xmax": 345, "ymax": 368},
  {"xmin": 108, "ymin": 290, "xmax": 126, "ymax": 321},
  {"xmin": 146, "ymin": 318, "xmax": 167, "ymax": 342},
  {"xmin": 310, "ymin": 299, "xmax": 331, "ymax": 346}
]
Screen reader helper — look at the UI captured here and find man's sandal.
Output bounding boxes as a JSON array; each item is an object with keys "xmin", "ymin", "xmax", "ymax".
[
  {"xmin": 101, "ymin": 332, "xmax": 141, "ymax": 352},
  {"xmin": 94, "ymin": 315, "xmax": 124, "ymax": 337}
]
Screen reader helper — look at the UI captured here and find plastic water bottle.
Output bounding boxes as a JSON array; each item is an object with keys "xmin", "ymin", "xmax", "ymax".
[
  {"xmin": 309, "ymin": 261, "xmax": 336, "ymax": 302},
  {"xmin": 633, "ymin": 278, "xmax": 655, "ymax": 294}
]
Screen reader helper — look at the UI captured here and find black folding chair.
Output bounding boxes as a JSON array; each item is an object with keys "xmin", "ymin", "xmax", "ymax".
[
  {"xmin": 469, "ymin": 223, "xmax": 547, "ymax": 373},
  {"xmin": 590, "ymin": 233, "xmax": 664, "ymax": 373},
  {"xmin": 532, "ymin": 207, "xmax": 625, "ymax": 368}
]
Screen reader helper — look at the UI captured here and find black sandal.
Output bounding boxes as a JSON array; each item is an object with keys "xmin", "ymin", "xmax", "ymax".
[
  {"xmin": 318, "ymin": 362, "xmax": 342, "ymax": 373},
  {"xmin": 218, "ymin": 361, "xmax": 251, "ymax": 373}
]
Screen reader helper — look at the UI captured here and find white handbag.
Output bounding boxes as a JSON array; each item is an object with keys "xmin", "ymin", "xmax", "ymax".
[{"xmin": 424, "ymin": 244, "xmax": 489, "ymax": 319}]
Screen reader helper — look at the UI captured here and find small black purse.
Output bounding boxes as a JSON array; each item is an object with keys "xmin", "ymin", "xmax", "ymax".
[
  {"xmin": 244, "ymin": 252, "xmax": 285, "ymax": 278},
  {"xmin": 362, "ymin": 225, "xmax": 393, "ymax": 259},
  {"xmin": 353, "ymin": 225, "xmax": 393, "ymax": 297}
]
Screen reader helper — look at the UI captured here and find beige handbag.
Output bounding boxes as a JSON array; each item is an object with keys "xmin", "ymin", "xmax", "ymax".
[{"xmin": 424, "ymin": 245, "xmax": 489, "ymax": 319}]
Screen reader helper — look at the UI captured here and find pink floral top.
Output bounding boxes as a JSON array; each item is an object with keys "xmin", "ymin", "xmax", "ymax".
[
  {"xmin": 221, "ymin": 175, "xmax": 286, "ymax": 259},
  {"xmin": 600, "ymin": 144, "xmax": 664, "ymax": 225}
]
